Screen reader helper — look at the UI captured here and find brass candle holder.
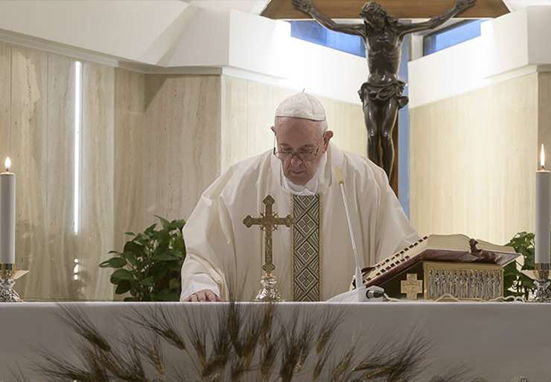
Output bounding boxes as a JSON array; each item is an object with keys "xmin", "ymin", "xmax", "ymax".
[
  {"xmin": 254, "ymin": 272, "xmax": 283, "ymax": 302},
  {"xmin": 526, "ymin": 263, "xmax": 551, "ymax": 303},
  {"xmin": 0, "ymin": 263, "xmax": 28, "ymax": 302}
]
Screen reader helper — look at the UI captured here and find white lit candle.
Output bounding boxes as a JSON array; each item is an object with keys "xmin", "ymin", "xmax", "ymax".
[
  {"xmin": 0, "ymin": 157, "xmax": 16, "ymax": 264},
  {"xmin": 536, "ymin": 145, "xmax": 551, "ymax": 264}
]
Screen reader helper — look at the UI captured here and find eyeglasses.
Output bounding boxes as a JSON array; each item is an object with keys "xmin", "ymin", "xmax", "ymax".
[{"xmin": 273, "ymin": 136, "xmax": 324, "ymax": 162}]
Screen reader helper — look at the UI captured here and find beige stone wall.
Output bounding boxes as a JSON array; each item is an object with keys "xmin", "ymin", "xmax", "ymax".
[
  {"xmin": 410, "ymin": 73, "xmax": 542, "ymax": 245},
  {"xmin": 113, "ymin": 69, "xmax": 146, "ymax": 253},
  {"xmin": 142, "ymin": 75, "xmax": 221, "ymax": 223},
  {"xmin": 0, "ymin": 45, "xmax": 118, "ymax": 300},
  {"xmin": 538, "ymin": 73, "xmax": 551, "ymax": 164}
]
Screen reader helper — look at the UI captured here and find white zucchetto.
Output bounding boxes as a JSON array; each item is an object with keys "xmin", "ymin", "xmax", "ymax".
[{"xmin": 275, "ymin": 92, "xmax": 326, "ymax": 121}]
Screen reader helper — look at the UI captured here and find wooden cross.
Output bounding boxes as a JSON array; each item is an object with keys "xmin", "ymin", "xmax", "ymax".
[
  {"xmin": 262, "ymin": 0, "xmax": 508, "ymax": 19},
  {"xmin": 401, "ymin": 273, "xmax": 424, "ymax": 300},
  {"xmin": 243, "ymin": 195, "xmax": 293, "ymax": 275}
]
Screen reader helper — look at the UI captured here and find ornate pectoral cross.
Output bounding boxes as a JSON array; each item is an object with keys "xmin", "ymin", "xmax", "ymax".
[{"xmin": 243, "ymin": 195, "xmax": 293, "ymax": 302}]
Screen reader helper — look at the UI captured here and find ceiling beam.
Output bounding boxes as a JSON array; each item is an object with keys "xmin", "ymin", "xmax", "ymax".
[{"xmin": 261, "ymin": 0, "xmax": 509, "ymax": 19}]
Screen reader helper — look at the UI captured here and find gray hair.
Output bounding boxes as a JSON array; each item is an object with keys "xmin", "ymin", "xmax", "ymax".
[{"xmin": 274, "ymin": 116, "xmax": 328, "ymax": 134}]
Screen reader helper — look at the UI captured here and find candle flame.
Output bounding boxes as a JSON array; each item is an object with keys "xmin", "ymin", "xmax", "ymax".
[
  {"xmin": 4, "ymin": 157, "xmax": 10, "ymax": 172},
  {"xmin": 541, "ymin": 145, "xmax": 546, "ymax": 169}
]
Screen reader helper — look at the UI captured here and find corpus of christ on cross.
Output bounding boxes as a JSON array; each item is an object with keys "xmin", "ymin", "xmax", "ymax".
[{"xmin": 243, "ymin": 195, "xmax": 293, "ymax": 275}]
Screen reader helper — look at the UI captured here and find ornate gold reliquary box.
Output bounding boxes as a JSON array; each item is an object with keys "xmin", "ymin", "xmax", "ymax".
[{"xmin": 362, "ymin": 234, "xmax": 518, "ymax": 301}]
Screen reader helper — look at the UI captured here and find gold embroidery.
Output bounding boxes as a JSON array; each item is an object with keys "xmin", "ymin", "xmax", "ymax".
[{"xmin": 292, "ymin": 194, "xmax": 321, "ymax": 301}]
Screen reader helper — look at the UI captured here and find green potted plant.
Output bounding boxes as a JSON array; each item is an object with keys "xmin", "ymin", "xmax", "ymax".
[
  {"xmin": 503, "ymin": 231, "xmax": 536, "ymax": 299},
  {"xmin": 100, "ymin": 216, "xmax": 186, "ymax": 301}
]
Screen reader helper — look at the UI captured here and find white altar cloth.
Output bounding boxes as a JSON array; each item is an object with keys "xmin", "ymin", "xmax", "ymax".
[{"xmin": 0, "ymin": 301, "xmax": 549, "ymax": 382}]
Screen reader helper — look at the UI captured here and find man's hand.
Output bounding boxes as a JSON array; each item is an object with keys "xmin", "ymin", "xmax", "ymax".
[
  {"xmin": 184, "ymin": 289, "xmax": 224, "ymax": 302},
  {"xmin": 292, "ymin": 0, "xmax": 314, "ymax": 14},
  {"xmin": 456, "ymin": 0, "xmax": 476, "ymax": 11}
]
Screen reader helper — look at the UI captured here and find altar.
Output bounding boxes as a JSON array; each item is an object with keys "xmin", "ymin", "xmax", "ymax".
[{"xmin": 0, "ymin": 301, "xmax": 549, "ymax": 382}]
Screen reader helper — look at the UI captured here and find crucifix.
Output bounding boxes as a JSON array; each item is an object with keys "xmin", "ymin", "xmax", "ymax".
[{"xmin": 243, "ymin": 195, "xmax": 293, "ymax": 302}]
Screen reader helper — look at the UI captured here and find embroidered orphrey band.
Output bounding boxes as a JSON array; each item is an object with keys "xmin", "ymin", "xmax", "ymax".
[{"xmin": 292, "ymin": 194, "xmax": 321, "ymax": 301}]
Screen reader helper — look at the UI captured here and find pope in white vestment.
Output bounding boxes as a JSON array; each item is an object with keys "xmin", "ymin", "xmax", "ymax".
[{"xmin": 181, "ymin": 93, "xmax": 419, "ymax": 302}]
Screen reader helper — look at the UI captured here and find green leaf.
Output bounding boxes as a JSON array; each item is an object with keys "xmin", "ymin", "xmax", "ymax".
[
  {"xmin": 504, "ymin": 231, "xmax": 539, "ymax": 298},
  {"xmin": 110, "ymin": 269, "xmax": 134, "ymax": 282},
  {"xmin": 135, "ymin": 233, "xmax": 150, "ymax": 246},
  {"xmin": 155, "ymin": 215, "xmax": 171, "ymax": 230},
  {"xmin": 144, "ymin": 223, "xmax": 157, "ymax": 236},
  {"xmin": 140, "ymin": 276, "xmax": 155, "ymax": 287},
  {"xmin": 157, "ymin": 231, "xmax": 171, "ymax": 246},
  {"xmin": 169, "ymin": 278, "xmax": 180, "ymax": 290},
  {"xmin": 168, "ymin": 261, "xmax": 184, "ymax": 271},
  {"xmin": 154, "ymin": 252, "xmax": 180, "ymax": 261},
  {"xmin": 122, "ymin": 251, "xmax": 139, "ymax": 267},
  {"xmin": 99, "ymin": 257, "xmax": 127, "ymax": 269},
  {"xmin": 124, "ymin": 241, "xmax": 145, "ymax": 255},
  {"xmin": 169, "ymin": 219, "xmax": 186, "ymax": 230},
  {"xmin": 154, "ymin": 241, "xmax": 170, "ymax": 255},
  {"xmin": 153, "ymin": 267, "xmax": 169, "ymax": 282},
  {"xmin": 115, "ymin": 280, "xmax": 132, "ymax": 295},
  {"xmin": 104, "ymin": 214, "xmax": 187, "ymax": 301}
]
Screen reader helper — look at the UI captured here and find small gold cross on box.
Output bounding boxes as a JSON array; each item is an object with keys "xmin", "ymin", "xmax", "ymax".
[{"xmin": 401, "ymin": 273, "xmax": 423, "ymax": 300}]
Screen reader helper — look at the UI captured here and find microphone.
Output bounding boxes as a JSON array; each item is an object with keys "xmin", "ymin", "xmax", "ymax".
[
  {"xmin": 366, "ymin": 286, "xmax": 385, "ymax": 299},
  {"xmin": 334, "ymin": 167, "xmax": 363, "ymax": 296}
]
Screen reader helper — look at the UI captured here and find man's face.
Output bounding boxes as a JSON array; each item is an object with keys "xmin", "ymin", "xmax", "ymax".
[
  {"xmin": 363, "ymin": 9, "xmax": 385, "ymax": 30},
  {"xmin": 272, "ymin": 117, "xmax": 332, "ymax": 186}
]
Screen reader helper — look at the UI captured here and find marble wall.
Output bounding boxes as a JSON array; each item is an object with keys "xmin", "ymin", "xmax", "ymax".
[
  {"xmin": 141, "ymin": 75, "xmax": 221, "ymax": 223},
  {"xmin": 114, "ymin": 69, "xmax": 145, "ymax": 252},
  {"xmin": 410, "ymin": 73, "xmax": 540, "ymax": 245},
  {"xmin": 113, "ymin": 72, "xmax": 221, "ymax": 244},
  {"xmin": 0, "ymin": 43, "xmax": 118, "ymax": 300},
  {"xmin": 0, "ymin": 42, "xmax": 364, "ymax": 301},
  {"xmin": 81, "ymin": 62, "xmax": 115, "ymax": 300},
  {"xmin": 538, "ymin": 72, "xmax": 551, "ymax": 163}
]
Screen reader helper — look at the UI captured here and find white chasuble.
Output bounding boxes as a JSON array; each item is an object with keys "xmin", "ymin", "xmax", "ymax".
[{"xmin": 180, "ymin": 143, "xmax": 419, "ymax": 301}]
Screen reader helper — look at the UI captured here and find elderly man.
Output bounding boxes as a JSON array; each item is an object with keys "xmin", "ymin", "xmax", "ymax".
[{"xmin": 181, "ymin": 92, "xmax": 418, "ymax": 302}]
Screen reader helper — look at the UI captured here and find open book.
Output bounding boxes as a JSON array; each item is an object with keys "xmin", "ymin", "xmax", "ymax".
[{"xmin": 363, "ymin": 234, "xmax": 519, "ymax": 288}]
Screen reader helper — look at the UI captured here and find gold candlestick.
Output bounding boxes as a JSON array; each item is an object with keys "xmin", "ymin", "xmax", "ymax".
[
  {"xmin": 0, "ymin": 263, "xmax": 28, "ymax": 302},
  {"xmin": 243, "ymin": 195, "xmax": 293, "ymax": 302}
]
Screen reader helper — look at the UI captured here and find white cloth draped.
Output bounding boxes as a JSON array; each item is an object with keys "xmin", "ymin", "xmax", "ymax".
[
  {"xmin": 180, "ymin": 143, "xmax": 419, "ymax": 301},
  {"xmin": 2, "ymin": 302, "xmax": 548, "ymax": 381}
]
